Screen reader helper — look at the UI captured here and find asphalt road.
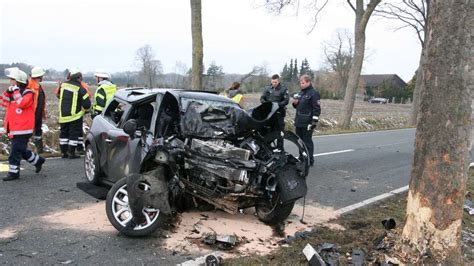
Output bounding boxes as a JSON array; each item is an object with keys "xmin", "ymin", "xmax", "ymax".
[{"xmin": 0, "ymin": 128, "xmax": 433, "ymax": 264}]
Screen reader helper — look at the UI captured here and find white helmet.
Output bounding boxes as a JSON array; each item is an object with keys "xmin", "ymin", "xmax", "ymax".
[
  {"xmin": 31, "ymin": 67, "xmax": 45, "ymax": 78},
  {"xmin": 69, "ymin": 67, "xmax": 82, "ymax": 78},
  {"xmin": 94, "ymin": 70, "xmax": 111, "ymax": 79},
  {"xmin": 4, "ymin": 67, "xmax": 28, "ymax": 84}
]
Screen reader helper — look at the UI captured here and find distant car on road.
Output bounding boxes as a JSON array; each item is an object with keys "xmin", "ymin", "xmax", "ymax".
[{"xmin": 368, "ymin": 97, "xmax": 388, "ymax": 104}]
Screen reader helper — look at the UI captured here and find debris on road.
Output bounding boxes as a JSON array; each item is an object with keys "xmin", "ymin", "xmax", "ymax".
[
  {"xmin": 464, "ymin": 199, "xmax": 474, "ymax": 215},
  {"xmin": 350, "ymin": 187, "xmax": 357, "ymax": 192},
  {"xmin": 178, "ymin": 252, "xmax": 223, "ymax": 266},
  {"xmin": 202, "ymin": 232, "xmax": 238, "ymax": 250},
  {"xmin": 381, "ymin": 218, "xmax": 396, "ymax": 230},
  {"xmin": 351, "ymin": 249, "xmax": 365, "ymax": 266},
  {"xmin": 303, "ymin": 243, "xmax": 326, "ymax": 266}
]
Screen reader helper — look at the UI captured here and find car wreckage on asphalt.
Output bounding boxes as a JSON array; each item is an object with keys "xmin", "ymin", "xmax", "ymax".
[{"xmin": 84, "ymin": 88, "xmax": 310, "ymax": 236}]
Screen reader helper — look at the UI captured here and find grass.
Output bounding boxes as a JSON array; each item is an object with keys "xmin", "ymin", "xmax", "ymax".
[{"xmin": 226, "ymin": 172, "xmax": 474, "ymax": 265}]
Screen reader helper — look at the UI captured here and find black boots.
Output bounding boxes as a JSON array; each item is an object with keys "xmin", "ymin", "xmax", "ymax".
[
  {"xmin": 60, "ymin": 145, "xmax": 68, "ymax": 158},
  {"xmin": 68, "ymin": 145, "xmax": 80, "ymax": 159},
  {"xmin": 2, "ymin": 175, "xmax": 19, "ymax": 181},
  {"xmin": 35, "ymin": 157, "xmax": 45, "ymax": 173}
]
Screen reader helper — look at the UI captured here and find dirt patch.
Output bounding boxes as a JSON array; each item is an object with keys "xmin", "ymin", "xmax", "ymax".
[
  {"xmin": 40, "ymin": 202, "xmax": 115, "ymax": 233},
  {"xmin": 0, "ymin": 227, "xmax": 20, "ymax": 240},
  {"xmin": 164, "ymin": 202, "xmax": 338, "ymax": 257}
]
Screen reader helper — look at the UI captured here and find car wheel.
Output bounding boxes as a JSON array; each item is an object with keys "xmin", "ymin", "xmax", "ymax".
[
  {"xmin": 84, "ymin": 144, "xmax": 101, "ymax": 185},
  {"xmin": 256, "ymin": 193, "xmax": 295, "ymax": 225},
  {"xmin": 105, "ymin": 177, "xmax": 162, "ymax": 237}
]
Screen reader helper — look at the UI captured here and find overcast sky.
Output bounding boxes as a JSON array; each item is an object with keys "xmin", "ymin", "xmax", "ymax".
[{"xmin": 0, "ymin": 0, "xmax": 421, "ymax": 81}]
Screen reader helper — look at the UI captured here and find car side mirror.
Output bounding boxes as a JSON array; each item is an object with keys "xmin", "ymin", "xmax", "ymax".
[{"xmin": 123, "ymin": 119, "xmax": 137, "ymax": 137}]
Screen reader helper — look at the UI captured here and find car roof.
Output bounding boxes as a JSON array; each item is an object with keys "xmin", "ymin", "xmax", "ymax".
[{"xmin": 114, "ymin": 87, "xmax": 235, "ymax": 104}]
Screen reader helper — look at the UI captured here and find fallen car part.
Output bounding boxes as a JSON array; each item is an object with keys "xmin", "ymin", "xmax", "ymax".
[
  {"xmin": 303, "ymin": 243, "xmax": 327, "ymax": 266},
  {"xmin": 178, "ymin": 252, "xmax": 223, "ymax": 266},
  {"xmin": 202, "ymin": 232, "xmax": 238, "ymax": 250}
]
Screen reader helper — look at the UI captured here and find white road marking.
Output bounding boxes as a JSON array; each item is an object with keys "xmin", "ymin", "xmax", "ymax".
[
  {"xmin": 335, "ymin": 185, "xmax": 409, "ymax": 215},
  {"xmin": 375, "ymin": 141, "xmax": 411, "ymax": 148},
  {"xmin": 314, "ymin": 149, "xmax": 355, "ymax": 157},
  {"xmin": 313, "ymin": 127, "xmax": 414, "ymax": 138}
]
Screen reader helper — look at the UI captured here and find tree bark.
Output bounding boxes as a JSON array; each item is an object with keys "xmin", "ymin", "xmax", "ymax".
[
  {"xmin": 190, "ymin": 0, "xmax": 203, "ymax": 90},
  {"xmin": 408, "ymin": 57, "xmax": 424, "ymax": 126},
  {"xmin": 402, "ymin": 0, "xmax": 472, "ymax": 262},
  {"xmin": 340, "ymin": 0, "xmax": 380, "ymax": 129}
]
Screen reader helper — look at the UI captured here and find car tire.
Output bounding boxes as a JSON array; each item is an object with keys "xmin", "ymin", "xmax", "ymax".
[
  {"xmin": 106, "ymin": 177, "xmax": 163, "ymax": 237},
  {"xmin": 256, "ymin": 196, "xmax": 295, "ymax": 225},
  {"xmin": 84, "ymin": 144, "xmax": 101, "ymax": 185}
]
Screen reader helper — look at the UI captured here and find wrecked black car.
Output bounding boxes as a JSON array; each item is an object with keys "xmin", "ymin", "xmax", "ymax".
[{"xmin": 84, "ymin": 88, "xmax": 310, "ymax": 236}]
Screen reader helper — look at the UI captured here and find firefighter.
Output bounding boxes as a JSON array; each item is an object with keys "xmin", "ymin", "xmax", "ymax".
[
  {"xmin": 225, "ymin": 82, "xmax": 244, "ymax": 107},
  {"xmin": 1, "ymin": 68, "xmax": 45, "ymax": 181},
  {"xmin": 92, "ymin": 70, "xmax": 116, "ymax": 116},
  {"xmin": 57, "ymin": 68, "xmax": 91, "ymax": 159},
  {"xmin": 29, "ymin": 67, "xmax": 46, "ymax": 154}
]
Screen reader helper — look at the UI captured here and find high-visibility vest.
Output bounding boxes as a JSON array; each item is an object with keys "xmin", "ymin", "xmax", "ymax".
[
  {"xmin": 231, "ymin": 93, "xmax": 243, "ymax": 105},
  {"xmin": 59, "ymin": 83, "xmax": 90, "ymax": 123},
  {"xmin": 93, "ymin": 83, "xmax": 117, "ymax": 112},
  {"xmin": 0, "ymin": 88, "xmax": 36, "ymax": 138}
]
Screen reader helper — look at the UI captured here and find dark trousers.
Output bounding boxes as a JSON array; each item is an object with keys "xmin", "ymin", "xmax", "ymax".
[
  {"xmin": 295, "ymin": 127, "xmax": 314, "ymax": 164},
  {"xmin": 8, "ymin": 136, "xmax": 40, "ymax": 177},
  {"xmin": 271, "ymin": 112, "xmax": 285, "ymax": 150},
  {"xmin": 60, "ymin": 118, "xmax": 83, "ymax": 149},
  {"xmin": 34, "ymin": 114, "xmax": 42, "ymax": 139}
]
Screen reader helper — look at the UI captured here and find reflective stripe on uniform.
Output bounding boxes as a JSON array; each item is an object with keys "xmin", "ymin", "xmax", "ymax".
[
  {"xmin": 9, "ymin": 165, "xmax": 19, "ymax": 173},
  {"xmin": 10, "ymin": 129, "xmax": 34, "ymax": 135},
  {"xmin": 59, "ymin": 138, "xmax": 69, "ymax": 145},
  {"xmin": 59, "ymin": 83, "xmax": 85, "ymax": 123},
  {"xmin": 68, "ymin": 140, "xmax": 78, "ymax": 146},
  {"xmin": 27, "ymin": 153, "xmax": 39, "ymax": 165}
]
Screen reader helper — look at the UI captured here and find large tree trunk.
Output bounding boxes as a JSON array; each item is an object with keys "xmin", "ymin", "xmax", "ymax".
[
  {"xmin": 408, "ymin": 60, "xmax": 424, "ymax": 126},
  {"xmin": 401, "ymin": 0, "xmax": 472, "ymax": 262},
  {"xmin": 340, "ymin": 0, "xmax": 380, "ymax": 129},
  {"xmin": 190, "ymin": 0, "xmax": 203, "ymax": 90}
]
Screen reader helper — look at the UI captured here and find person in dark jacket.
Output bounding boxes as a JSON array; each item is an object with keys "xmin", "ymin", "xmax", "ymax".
[
  {"xmin": 292, "ymin": 74, "xmax": 321, "ymax": 167},
  {"xmin": 260, "ymin": 74, "xmax": 289, "ymax": 151}
]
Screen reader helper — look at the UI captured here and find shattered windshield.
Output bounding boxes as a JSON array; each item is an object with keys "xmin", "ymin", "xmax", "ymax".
[{"xmin": 180, "ymin": 97, "xmax": 239, "ymax": 112}]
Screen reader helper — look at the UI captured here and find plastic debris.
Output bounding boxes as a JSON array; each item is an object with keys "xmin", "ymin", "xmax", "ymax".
[
  {"xmin": 202, "ymin": 233, "xmax": 237, "ymax": 250},
  {"xmin": 351, "ymin": 249, "xmax": 365, "ymax": 266},
  {"xmin": 303, "ymin": 243, "xmax": 327, "ymax": 266}
]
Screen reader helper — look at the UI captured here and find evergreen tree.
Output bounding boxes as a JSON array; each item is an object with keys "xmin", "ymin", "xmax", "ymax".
[
  {"xmin": 292, "ymin": 58, "xmax": 299, "ymax": 82},
  {"xmin": 289, "ymin": 59, "xmax": 294, "ymax": 80},
  {"xmin": 299, "ymin": 58, "xmax": 314, "ymax": 79},
  {"xmin": 280, "ymin": 63, "xmax": 291, "ymax": 82}
]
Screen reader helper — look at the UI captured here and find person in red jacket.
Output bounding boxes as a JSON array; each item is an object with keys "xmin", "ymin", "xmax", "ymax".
[
  {"xmin": 1, "ymin": 68, "xmax": 45, "ymax": 181},
  {"xmin": 29, "ymin": 67, "xmax": 47, "ymax": 154}
]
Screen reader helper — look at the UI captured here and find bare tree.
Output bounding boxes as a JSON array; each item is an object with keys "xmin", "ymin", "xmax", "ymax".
[
  {"xmin": 190, "ymin": 0, "xmax": 204, "ymax": 90},
  {"xmin": 400, "ymin": 0, "xmax": 472, "ymax": 263},
  {"xmin": 263, "ymin": 0, "xmax": 381, "ymax": 129},
  {"xmin": 376, "ymin": 0, "xmax": 428, "ymax": 126},
  {"xmin": 323, "ymin": 29, "xmax": 353, "ymax": 97},
  {"xmin": 135, "ymin": 45, "xmax": 162, "ymax": 88}
]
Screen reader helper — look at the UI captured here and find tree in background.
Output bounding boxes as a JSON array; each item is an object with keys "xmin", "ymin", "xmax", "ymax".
[
  {"xmin": 263, "ymin": 0, "xmax": 381, "ymax": 129},
  {"xmin": 323, "ymin": 29, "xmax": 353, "ymax": 98},
  {"xmin": 135, "ymin": 45, "xmax": 163, "ymax": 88},
  {"xmin": 299, "ymin": 58, "xmax": 313, "ymax": 79},
  {"xmin": 280, "ymin": 63, "xmax": 291, "ymax": 82},
  {"xmin": 190, "ymin": 0, "xmax": 204, "ymax": 90},
  {"xmin": 205, "ymin": 61, "xmax": 224, "ymax": 91},
  {"xmin": 376, "ymin": 0, "xmax": 428, "ymax": 126},
  {"xmin": 400, "ymin": 0, "xmax": 472, "ymax": 263},
  {"xmin": 292, "ymin": 58, "xmax": 299, "ymax": 83}
]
